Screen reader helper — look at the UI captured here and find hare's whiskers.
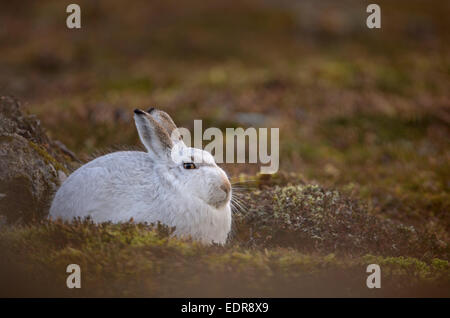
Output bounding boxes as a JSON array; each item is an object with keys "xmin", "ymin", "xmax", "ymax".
[
  {"xmin": 231, "ymin": 194, "xmax": 248, "ymax": 214},
  {"xmin": 231, "ymin": 197, "xmax": 245, "ymax": 213}
]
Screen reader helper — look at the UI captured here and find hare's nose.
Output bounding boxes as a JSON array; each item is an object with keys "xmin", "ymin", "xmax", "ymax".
[{"xmin": 220, "ymin": 182, "xmax": 231, "ymax": 197}]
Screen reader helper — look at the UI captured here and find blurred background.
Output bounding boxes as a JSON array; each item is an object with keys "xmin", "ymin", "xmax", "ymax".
[{"xmin": 0, "ymin": 0, "xmax": 449, "ymax": 240}]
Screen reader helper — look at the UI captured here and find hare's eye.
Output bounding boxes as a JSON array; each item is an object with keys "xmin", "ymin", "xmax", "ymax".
[{"xmin": 183, "ymin": 162, "xmax": 197, "ymax": 170}]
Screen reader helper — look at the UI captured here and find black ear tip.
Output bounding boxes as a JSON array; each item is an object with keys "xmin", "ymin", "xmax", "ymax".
[
  {"xmin": 134, "ymin": 109, "xmax": 145, "ymax": 115},
  {"xmin": 147, "ymin": 107, "xmax": 156, "ymax": 113}
]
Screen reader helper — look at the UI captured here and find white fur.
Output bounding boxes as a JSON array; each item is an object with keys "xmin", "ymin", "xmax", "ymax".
[{"xmin": 49, "ymin": 110, "xmax": 232, "ymax": 245}]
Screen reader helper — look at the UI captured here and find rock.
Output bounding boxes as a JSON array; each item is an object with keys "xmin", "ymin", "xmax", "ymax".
[{"xmin": 0, "ymin": 96, "xmax": 74, "ymax": 224}]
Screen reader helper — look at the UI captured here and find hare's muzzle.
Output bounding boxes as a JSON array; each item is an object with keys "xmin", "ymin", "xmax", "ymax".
[{"xmin": 220, "ymin": 182, "xmax": 231, "ymax": 198}]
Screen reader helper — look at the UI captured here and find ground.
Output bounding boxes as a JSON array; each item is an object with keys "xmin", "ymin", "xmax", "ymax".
[{"xmin": 0, "ymin": 0, "xmax": 448, "ymax": 297}]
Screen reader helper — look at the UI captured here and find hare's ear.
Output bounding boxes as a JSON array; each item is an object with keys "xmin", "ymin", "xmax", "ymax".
[
  {"xmin": 134, "ymin": 109, "xmax": 173, "ymax": 159},
  {"xmin": 147, "ymin": 107, "xmax": 184, "ymax": 145}
]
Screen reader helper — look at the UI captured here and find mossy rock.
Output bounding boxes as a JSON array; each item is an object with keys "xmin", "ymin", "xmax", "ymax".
[{"xmin": 0, "ymin": 96, "xmax": 75, "ymax": 224}]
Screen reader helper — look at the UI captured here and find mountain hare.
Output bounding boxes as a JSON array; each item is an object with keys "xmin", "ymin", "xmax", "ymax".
[{"xmin": 49, "ymin": 108, "xmax": 232, "ymax": 244}]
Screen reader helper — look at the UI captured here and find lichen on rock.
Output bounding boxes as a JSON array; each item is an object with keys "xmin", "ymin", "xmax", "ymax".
[{"xmin": 0, "ymin": 96, "xmax": 75, "ymax": 223}]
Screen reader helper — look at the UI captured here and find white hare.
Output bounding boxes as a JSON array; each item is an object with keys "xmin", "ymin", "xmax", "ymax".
[{"xmin": 49, "ymin": 108, "xmax": 232, "ymax": 244}]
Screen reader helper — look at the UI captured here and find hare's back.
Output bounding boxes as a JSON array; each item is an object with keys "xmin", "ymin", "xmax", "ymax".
[{"xmin": 49, "ymin": 151, "xmax": 155, "ymax": 221}]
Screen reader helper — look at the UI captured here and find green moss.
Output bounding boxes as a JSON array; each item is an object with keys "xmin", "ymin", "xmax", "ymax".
[
  {"xmin": 321, "ymin": 114, "xmax": 433, "ymax": 148},
  {"xmin": 375, "ymin": 66, "xmax": 412, "ymax": 95},
  {"xmin": 362, "ymin": 255, "xmax": 450, "ymax": 282},
  {"xmin": 28, "ymin": 141, "xmax": 69, "ymax": 174},
  {"xmin": 231, "ymin": 172, "xmax": 306, "ymax": 188},
  {"xmin": 315, "ymin": 60, "xmax": 360, "ymax": 88},
  {"xmin": 101, "ymin": 76, "xmax": 153, "ymax": 93}
]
